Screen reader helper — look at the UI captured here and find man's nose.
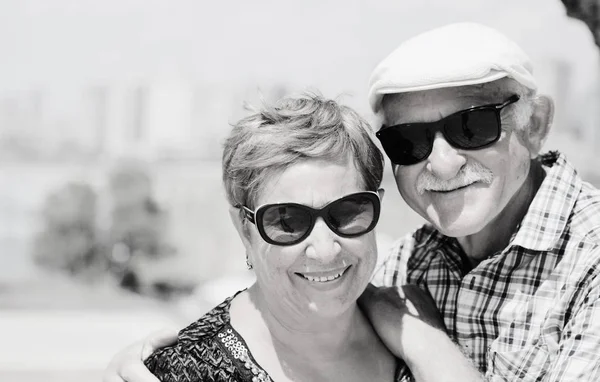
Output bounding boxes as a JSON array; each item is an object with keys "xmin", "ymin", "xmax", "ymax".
[
  {"xmin": 426, "ymin": 132, "xmax": 466, "ymax": 180},
  {"xmin": 304, "ymin": 218, "xmax": 342, "ymax": 262}
]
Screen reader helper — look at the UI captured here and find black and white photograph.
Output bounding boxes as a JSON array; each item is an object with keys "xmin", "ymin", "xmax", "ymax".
[{"xmin": 1, "ymin": 1, "xmax": 600, "ymax": 381}]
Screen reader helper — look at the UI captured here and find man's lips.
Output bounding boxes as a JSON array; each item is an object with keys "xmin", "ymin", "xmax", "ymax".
[{"xmin": 426, "ymin": 181, "xmax": 477, "ymax": 193}]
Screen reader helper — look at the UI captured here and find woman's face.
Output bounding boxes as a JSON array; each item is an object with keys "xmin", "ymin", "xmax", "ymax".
[{"xmin": 244, "ymin": 158, "xmax": 378, "ymax": 319}]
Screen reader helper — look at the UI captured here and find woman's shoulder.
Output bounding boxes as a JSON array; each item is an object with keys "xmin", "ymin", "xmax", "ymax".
[
  {"xmin": 144, "ymin": 292, "xmax": 243, "ymax": 382},
  {"xmin": 178, "ymin": 293, "xmax": 237, "ymax": 343}
]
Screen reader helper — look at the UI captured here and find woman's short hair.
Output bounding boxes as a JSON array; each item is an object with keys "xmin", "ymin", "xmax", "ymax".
[{"xmin": 222, "ymin": 93, "xmax": 384, "ymax": 208}]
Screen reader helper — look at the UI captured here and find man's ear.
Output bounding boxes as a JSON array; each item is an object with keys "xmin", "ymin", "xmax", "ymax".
[
  {"xmin": 228, "ymin": 205, "xmax": 253, "ymax": 250},
  {"xmin": 525, "ymin": 94, "xmax": 554, "ymax": 158}
]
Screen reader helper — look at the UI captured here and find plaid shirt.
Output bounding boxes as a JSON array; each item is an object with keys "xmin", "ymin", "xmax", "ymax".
[{"xmin": 375, "ymin": 152, "xmax": 600, "ymax": 381}]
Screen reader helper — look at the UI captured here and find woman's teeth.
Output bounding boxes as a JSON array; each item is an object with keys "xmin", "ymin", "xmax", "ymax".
[{"xmin": 301, "ymin": 271, "xmax": 344, "ymax": 283}]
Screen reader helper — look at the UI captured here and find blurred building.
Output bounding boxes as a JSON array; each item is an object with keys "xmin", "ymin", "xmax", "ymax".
[{"xmin": 0, "ymin": 79, "xmax": 293, "ymax": 285}]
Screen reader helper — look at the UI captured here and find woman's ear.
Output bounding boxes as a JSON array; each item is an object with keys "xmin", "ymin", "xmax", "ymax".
[
  {"xmin": 228, "ymin": 205, "xmax": 253, "ymax": 251},
  {"xmin": 525, "ymin": 94, "xmax": 554, "ymax": 158}
]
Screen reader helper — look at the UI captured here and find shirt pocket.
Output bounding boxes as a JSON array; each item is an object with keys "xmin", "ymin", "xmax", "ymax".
[
  {"xmin": 486, "ymin": 341, "xmax": 551, "ymax": 382},
  {"xmin": 486, "ymin": 288, "xmax": 558, "ymax": 381}
]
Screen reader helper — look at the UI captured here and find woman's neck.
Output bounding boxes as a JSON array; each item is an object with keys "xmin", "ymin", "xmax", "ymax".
[
  {"xmin": 247, "ymin": 283, "xmax": 366, "ymax": 358},
  {"xmin": 230, "ymin": 284, "xmax": 396, "ymax": 382}
]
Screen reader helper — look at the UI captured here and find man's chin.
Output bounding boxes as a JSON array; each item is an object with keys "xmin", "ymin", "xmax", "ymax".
[
  {"xmin": 436, "ymin": 225, "xmax": 481, "ymax": 238},
  {"xmin": 420, "ymin": 197, "xmax": 495, "ymax": 237}
]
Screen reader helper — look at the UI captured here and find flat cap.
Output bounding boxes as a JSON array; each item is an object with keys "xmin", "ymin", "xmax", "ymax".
[{"xmin": 368, "ymin": 22, "xmax": 537, "ymax": 112}]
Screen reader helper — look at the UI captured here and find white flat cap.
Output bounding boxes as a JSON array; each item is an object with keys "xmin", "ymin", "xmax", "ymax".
[{"xmin": 368, "ymin": 22, "xmax": 537, "ymax": 113}]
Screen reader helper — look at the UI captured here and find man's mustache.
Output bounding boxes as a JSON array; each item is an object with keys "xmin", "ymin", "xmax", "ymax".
[{"xmin": 416, "ymin": 162, "xmax": 494, "ymax": 195}]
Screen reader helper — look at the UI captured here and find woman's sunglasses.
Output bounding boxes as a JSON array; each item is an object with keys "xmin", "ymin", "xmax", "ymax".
[
  {"xmin": 237, "ymin": 190, "xmax": 382, "ymax": 246},
  {"xmin": 376, "ymin": 94, "xmax": 520, "ymax": 165}
]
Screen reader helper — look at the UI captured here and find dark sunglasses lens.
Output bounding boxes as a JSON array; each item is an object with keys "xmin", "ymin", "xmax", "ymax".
[
  {"xmin": 378, "ymin": 125, "xmax": 433, "ymax": 165},
  {"xmin": 445, "ymin": 109, "xmax": 500, "ymax": 149},
  {"xmin": 260, "ymin": 205, "xmax": 311, "ymax": 244},
  {"xmin": 327, "ymin": 194, "xmax": 379, "ymax": 236}
]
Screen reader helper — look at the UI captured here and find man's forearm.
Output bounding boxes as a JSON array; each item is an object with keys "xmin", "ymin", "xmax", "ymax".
[
  {"xmin": 358, "ymin": 285, "xmax": 483, "ymax": 381},
  {"xmin": 400, "ymin": 319, "xmax": 482, "ymax": 382}
]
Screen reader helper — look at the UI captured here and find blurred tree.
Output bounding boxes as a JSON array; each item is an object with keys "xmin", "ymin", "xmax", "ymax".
[
  {"xmin": 32, "ymin": 182, "xmax": 104, "ymax": 277},
  {"xmin": 107, "ymin": 159, "xmax": 174, "ymax": 292},
  {"xmin": 561, "ymin": 0, "xmax": 600, "ymax": 47}
]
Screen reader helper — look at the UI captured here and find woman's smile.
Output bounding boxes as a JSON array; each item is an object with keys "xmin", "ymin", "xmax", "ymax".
[{"xmin": 295, "ymin": 265, "xmax": 352, "ymax": 283}]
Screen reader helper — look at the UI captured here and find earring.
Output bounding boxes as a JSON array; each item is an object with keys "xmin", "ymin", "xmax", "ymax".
[{"xmin": 246, "ymin": 254, "xmax": 253, "ymax": 270}]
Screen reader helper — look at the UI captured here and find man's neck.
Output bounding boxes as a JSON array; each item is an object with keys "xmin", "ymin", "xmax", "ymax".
[{"xmin": 457, "ymin": 160, "xmax": 546, "ymax": 267}]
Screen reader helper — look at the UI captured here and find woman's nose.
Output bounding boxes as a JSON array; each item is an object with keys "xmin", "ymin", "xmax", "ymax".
[{"xmin": 304, "ymin": 218, "xmax": 342, "ymax": 262}]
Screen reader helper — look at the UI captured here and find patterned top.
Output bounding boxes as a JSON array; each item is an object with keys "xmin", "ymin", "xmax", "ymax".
[
  {"xmin": 375, "ymin": 152, "xmax": 600, "ymax": 381},
  {"xmin": 145, "ymin": 291, "xmax": 414, "ymax": 382}
]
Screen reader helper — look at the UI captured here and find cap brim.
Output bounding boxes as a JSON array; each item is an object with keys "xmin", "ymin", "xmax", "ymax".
[{"xmin": 370, "ymin": 72, "xmax": 509, "ymax": 113}]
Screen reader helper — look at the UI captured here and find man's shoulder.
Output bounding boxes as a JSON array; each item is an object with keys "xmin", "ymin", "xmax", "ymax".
[
  {"xmin": 545, "ymin": 153, "xmax": 600, "ymax": 245},
  {"xmin": 570, "ymin": 180, "xmax": 600, "ymax": 244},
  {"xmin": 390, "ymin": 223, "xmax": 443, "ymax": 260},
  {"xmin": 377, "ymin": 223, "xmax": 444, "ymax": 286}
]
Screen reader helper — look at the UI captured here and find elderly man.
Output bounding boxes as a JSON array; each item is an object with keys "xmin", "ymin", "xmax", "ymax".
[
  {"xmin": 362, "ymin": 22, "xmax": 600, "ymax": 381},
  {"xmin": 104, "ymin": 23, "xmax": 600, "ymax": 382}
]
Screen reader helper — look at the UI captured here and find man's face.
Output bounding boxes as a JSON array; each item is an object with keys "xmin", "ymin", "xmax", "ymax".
[{"xmin": 381, "ymin": 84, "xmax": 532, "ymax": 238}]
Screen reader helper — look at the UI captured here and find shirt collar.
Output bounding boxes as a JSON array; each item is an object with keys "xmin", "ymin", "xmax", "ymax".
[
  {"xmin": 510, "ymin": 151, "xmax": 582, "ymax": 252},
  {"xmin": 414, "ymin": 223, "xmax": 447, "ymax": 251}
]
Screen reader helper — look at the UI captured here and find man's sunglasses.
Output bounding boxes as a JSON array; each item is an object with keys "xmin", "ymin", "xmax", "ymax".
[
  {"xmin": 237, "ymin": 190, "xmax": 382, "ymax": 246},
  {"xmin": 376, "ymin": 95, "xmax": 520, "ymax": 165}
]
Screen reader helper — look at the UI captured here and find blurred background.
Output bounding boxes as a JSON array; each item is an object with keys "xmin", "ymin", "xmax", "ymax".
[{"xmin": 1, "ymin": 0, "xmax": 599, "ymax": 380}]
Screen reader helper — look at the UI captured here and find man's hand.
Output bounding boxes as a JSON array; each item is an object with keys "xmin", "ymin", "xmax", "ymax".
[
  {"xmin": 359, "ymin": 284, "xmax": 482, "ymax": 382},
  {"xmin": 103, "ymin": 327, "xmax": 178, "ymax": 382}
]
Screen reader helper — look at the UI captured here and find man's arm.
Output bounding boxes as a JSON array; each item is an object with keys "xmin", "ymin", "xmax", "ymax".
[
  {"xmin": 359, "ymin": 284, "xmax": 483, "ymax": 382},
  {"xmin": 103, "ymin": 328, "xmax": 178, "ymax": 382}
]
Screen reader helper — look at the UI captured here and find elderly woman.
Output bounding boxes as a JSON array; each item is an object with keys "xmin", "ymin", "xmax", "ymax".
[{"xmin": 120, "ymin": 94, "xmax": 414, "ymax": 382}]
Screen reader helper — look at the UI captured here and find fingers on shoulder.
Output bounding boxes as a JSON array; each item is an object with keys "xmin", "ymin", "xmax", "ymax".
[{"xmin": 142, "ymin": 327, "xmax": 180, "ymax": 360}]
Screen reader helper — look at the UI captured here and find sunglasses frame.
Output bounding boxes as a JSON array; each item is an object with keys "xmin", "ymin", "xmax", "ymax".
[
  {"xmin": 376, "ymin": 94, "xmax": 520, "ymax": 165},
  {"xmin": 237, "ymin": 189, "xmax": 383, "ymax": 246}
]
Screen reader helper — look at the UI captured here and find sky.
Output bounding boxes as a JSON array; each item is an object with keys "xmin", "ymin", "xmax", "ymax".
[{"xmin": 0, "ymin": 0, "xmax": 598, "ymax": 115}]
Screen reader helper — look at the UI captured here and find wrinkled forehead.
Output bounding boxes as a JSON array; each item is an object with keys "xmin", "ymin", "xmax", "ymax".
[
  {"xmin": 251, "ymin": 156, "xmax": 364, "ymax": 206},
  {"xmin": 381, "ymin": 80, "xmax": 518, "ymax": 125}
]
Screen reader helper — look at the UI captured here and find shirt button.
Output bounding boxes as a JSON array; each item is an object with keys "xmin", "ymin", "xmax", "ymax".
[{"xmin": 469, "ymin": 277, "xmax": 476, "ymax": 289}]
